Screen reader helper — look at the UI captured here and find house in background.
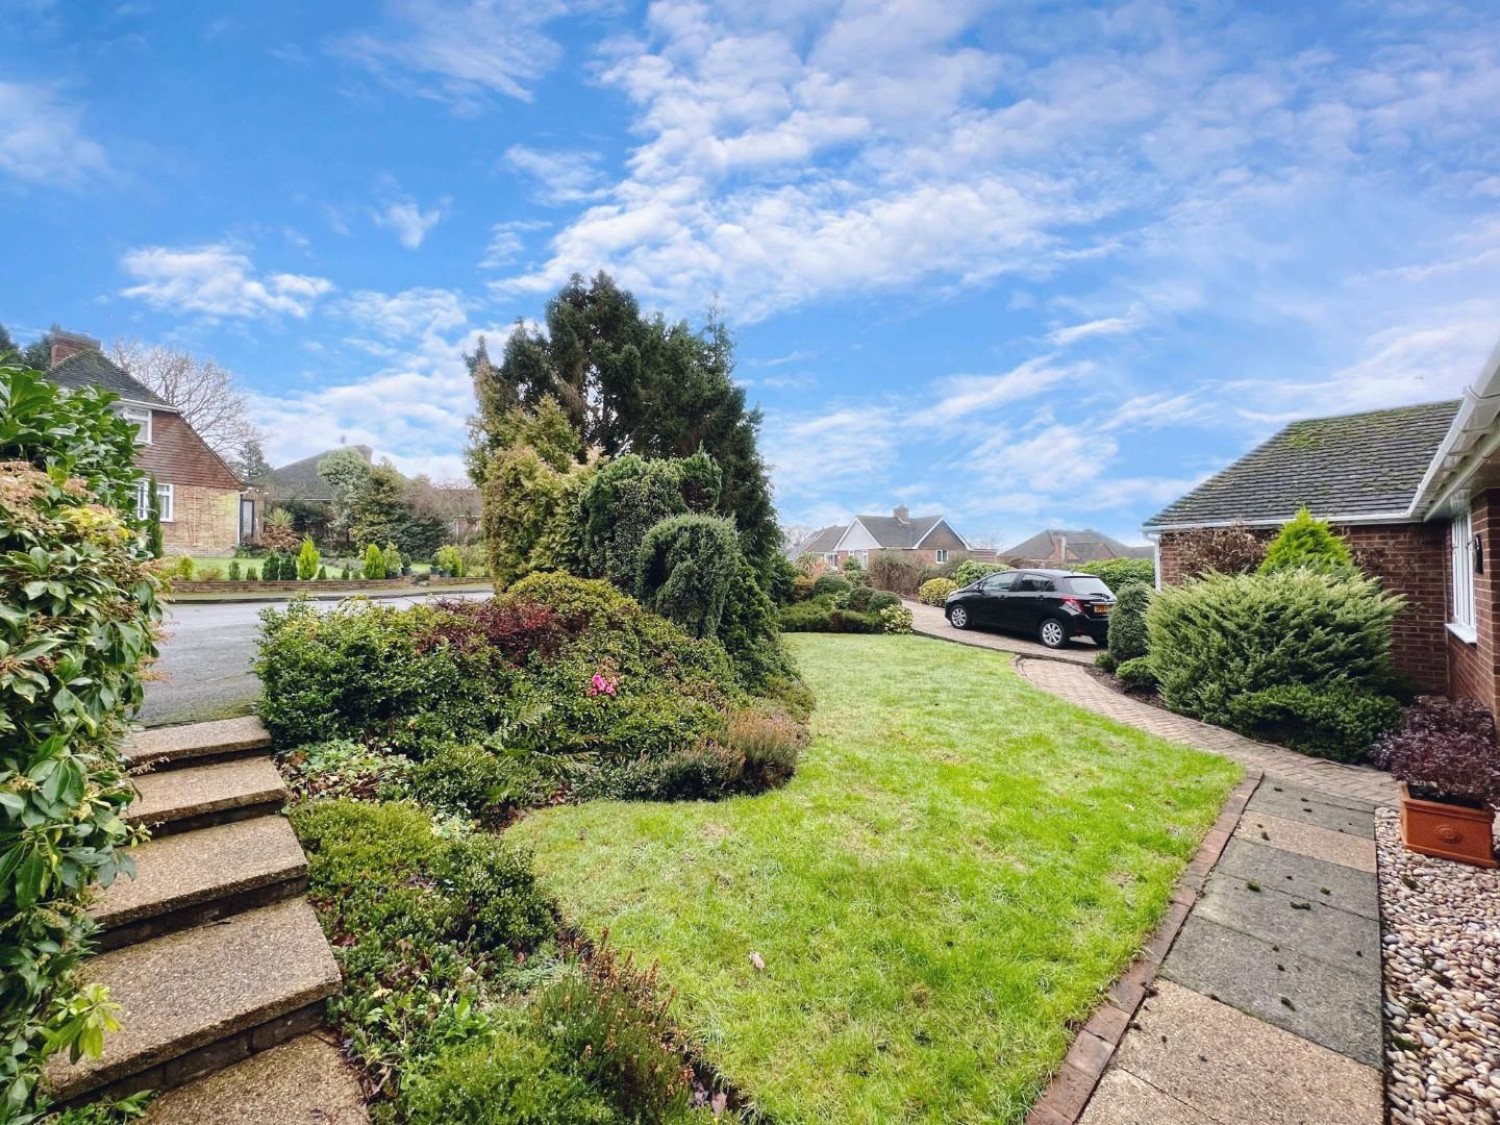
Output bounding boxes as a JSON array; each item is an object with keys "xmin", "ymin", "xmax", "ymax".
[
  {"xmin": 266, "ymin": 445, "xmax": 374, "ymax": 506},
  {"xmin": 44, "ymin": 329, "xmax": 249, "ymax": 553},
  {"xmin": 1145, "ymin": 338, "xmax": 1500, "ymax": 711},
  {"xmin": 786, "ymin": 507, "xmax": 991, "ymax": 569},
  {"xmin": 998, "ymin": 528, "xmax": 1153, "ymax": 568}
]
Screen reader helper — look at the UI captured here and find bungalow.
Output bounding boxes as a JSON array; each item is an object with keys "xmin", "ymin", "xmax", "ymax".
[
  {"xmin": 1144, "ymin": 340, "xmax": 1500, "ymax": 712},
  {"xmin": 999, "ymin": 528, "xmax": 1153, "ymax": 568},
  {"xmin": 45, "ymin": 330, "xmax": 249, "ymax": 554},
  {"xmin": 787, "ymin": 507, "xmax": 990, "ymax": 569}
]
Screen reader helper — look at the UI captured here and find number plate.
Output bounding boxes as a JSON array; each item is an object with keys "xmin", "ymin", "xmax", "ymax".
[{"xmin": 1094, "ymin": 604, "xmax": 1113, "ymax": 615}]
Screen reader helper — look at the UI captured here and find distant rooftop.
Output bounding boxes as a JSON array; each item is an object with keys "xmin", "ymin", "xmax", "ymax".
[{"xmin": 267, "ymin": 446, "xmax": 374, "ymax": 501}]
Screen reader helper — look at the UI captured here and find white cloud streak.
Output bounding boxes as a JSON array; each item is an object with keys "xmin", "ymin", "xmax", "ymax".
[
  {"xmin": 0, "ymin": 80, "xmax": 107, "ymax": 186},
  {"xmin": 120, "ymin": 243, "xmax": 333, "ymax": 319}
]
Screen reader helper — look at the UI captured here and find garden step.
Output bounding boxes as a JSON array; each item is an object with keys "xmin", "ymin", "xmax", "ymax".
[
  {"xmin": 127, "ymin": 758, "xmax": 287, "ymax": 835},
  {"xmin": 141, "ymin": 1034, "xmax": 368, "ymax": 1124},
  {"xmin": 91, "ymin": 816, "xmax": 308, "ymax": 951},
  {"xmin": 125, "ymin": 717, "xmax": 272, "ymax": 771},
  {"xmin": 44, "ymin": 898, "xmax": 341, "ymax": 1104}
]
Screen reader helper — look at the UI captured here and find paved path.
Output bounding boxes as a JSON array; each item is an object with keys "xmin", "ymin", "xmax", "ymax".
[
  {"xmin": 905, "ymin": 598, "xmax": 1100, "ymax": 665},
  {"xmin": 898, "ymin": 633, "xmax": 1394, "ymax": 1125}
]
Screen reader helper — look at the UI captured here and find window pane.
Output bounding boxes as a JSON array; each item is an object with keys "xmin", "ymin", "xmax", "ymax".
[{"xmin": 1063, "ymin": 576, "xmax": 1112, "ymax": 596}]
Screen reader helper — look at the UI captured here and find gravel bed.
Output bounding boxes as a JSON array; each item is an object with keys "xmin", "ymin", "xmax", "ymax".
[{"xmin": 1377, "ymin": 807, "xmax": 1500, "ymax": 1124}]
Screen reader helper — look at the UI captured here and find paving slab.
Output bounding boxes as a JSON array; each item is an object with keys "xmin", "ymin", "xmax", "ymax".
[
  {"xmin": 143, "ymin": 1034, "xmax": 368, "ymax": 1124},
  {"xmin": 91, "ymin": 816, "xmax": 306, "ymax": 932},
  {"xmin": 1212, "ymin": 838, "xmax": 1378, "ymax": 920},
  {"xmin": 1233, "ymin": 811, "xmax": 1377, "ymax": 872},
  {"xmin": 1192, "ymin": 871, "xmax": 1381, "ymax": 967},
  {"xmin": 1160, "ymin": 915, "xmax": 1382, "ymax": 1065},
  {"xmin": 1255, "ymin": 779, "xmax": 1376, "ymax": 814},
  {"xmin": 1245, "ymin": 787, "xmax": 1375, "ymax": 838},
  {"xmin": 1109, "ymin": 981, "xmax": 1383, "ymax": 1125},
  {"xmin": 44, "ymin": 898, "xmax": 341, "ymax": 1101},
  {"xmin": 125, "ymin": 717, "xmax": 271, "ymax": 769},
  {"xmin": 127, "ymin": 758, "xmax": 287, "ymax": 829},
  {"xmin": 1078, "ymin": 1068, "xmax": 1210, "ymax": 1125}
]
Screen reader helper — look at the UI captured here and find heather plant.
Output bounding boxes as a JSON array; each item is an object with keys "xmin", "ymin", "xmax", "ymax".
[{"xmin": 1374, "ymin": 696, "xmax": 1500, "ymax": 805}]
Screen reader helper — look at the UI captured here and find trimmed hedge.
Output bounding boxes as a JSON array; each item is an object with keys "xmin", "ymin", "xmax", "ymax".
[
  {"xmin": 1226, "ymin": 684, "xmax": 1402, "ymax": 763},
  {"xmin": 1106, "ymin": 582, "xmax": 1152, "ymax": 663},
  {"xmin": 918, "ymin": 577, "xmax": 957, "ymax": 606},
  {"xmin": 1077, "ymin": 557, "xmax": 1155, "ymax": 589}
]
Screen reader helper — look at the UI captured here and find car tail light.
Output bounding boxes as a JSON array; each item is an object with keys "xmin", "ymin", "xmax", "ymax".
[{"xmin": 1061, "ymin": 597, "xmax": 1083, "ymax": 611}]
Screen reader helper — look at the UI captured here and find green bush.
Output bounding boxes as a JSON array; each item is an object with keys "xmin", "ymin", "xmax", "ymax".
[
  {"xmin": 279, "ymin": 739, "xmax": 413, "ymax": 804},
  {"xmin": 1116, "ymin": 657, "xmax": 1159, "ymax": 693},
  {"xmin": 363, "ymin": 543, "xmax": 385, "ymax": 579},
  {"xmin": 434, "ymin": 544, "xmax": 467, "ymax": 578},
  {"xmin": 228, "ymin": 559, "xmax": 242, "ymax": 580},
  {"xmin": 383, "ymin": 542, "xmax": 403, "ymax": 578},
  {"xmin": 634, "ymin": 514, "xmax": 740, "ymax": 640},
  {"xmin": 1077, "ymin": 557, "xmax": 1155, "ymax": 588},
  {"xmin": 317, "ymin": 564, "xmax": 327, "ymax": 580},
  {"xmin": 878, "ymin": 604, "xmax": 914, "ymax": 634},
  {"xmin": 950, "ymin": 559, "xmax": 1010, "ymax": 587},
  {"xmin": 1106, "ymin": 582, "xmax": 1152, "ymax": 663},
  {"xmin": 579, "ymin": 451, "xmax": 720, "ymax": 589},
  {"xmin": 866, "ymin": 590, "xmax": 901, "ymax": 612},
  {"xmin": 810, "ymin": 574, "xmax": 851, "ymax": 598},
  {"xmin": 1095, "ymin": 649, "xmax": 1118, "ymax": 674},
  {"xmin": 0, "ymin": 365, "xmax": 163, "ymax": 1119},
  {"xmin": 1146, "ymin": 568, "xmax": 1402, "ymax": 729},
  {"xmin": 778, "ymin": 597, "xmax": 882, "ymax": 634},
  {"xmin": 1259, "ymin": 508, "xmax": 1353, "ymax": 573},
  {"xmin": 1225, "ymin": 684, "xmax": 1402, "ymax": 762},
  {"xmin": 168, "ymin": 554, "xmax": 196, "ymax": 580},
  {"xmin": 918, "ymin": 577, "xmax": 957, "ymax": 606},
  {"xmin": 296, "ymin": 535, "xmax": 321, "ymax": 580},
  {"xmin": 408, "ymin": 742, "xmax": 552, "ymax": 822}
]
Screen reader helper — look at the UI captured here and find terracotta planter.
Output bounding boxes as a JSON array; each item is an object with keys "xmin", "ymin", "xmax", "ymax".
[{"xmin": 1398, "ymin": 784, "xmax": 1497, "ymax": 868}]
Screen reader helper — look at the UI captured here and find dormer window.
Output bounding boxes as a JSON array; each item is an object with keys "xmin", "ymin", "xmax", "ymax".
[{"xmin": 118, "ymin": 405, "xmax": 152, "ymax": 445}]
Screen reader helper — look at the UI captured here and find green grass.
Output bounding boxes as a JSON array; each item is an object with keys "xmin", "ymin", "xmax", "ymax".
[{"xmin": 511, "ymin": 635, "xmax": 1241, "ymax": 1123}]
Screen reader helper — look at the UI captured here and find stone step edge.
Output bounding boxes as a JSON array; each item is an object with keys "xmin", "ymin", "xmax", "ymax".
[
  {"xmin": 126, "ymin": 762, "xmax": 288, "ymax": 835},
  {"xmin": 125, "ymin": 717, "xmax": 273, "ymax": 771}
]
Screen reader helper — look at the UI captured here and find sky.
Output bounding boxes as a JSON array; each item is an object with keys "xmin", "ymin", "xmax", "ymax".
[{"xmin": 2, "ymin": 0, "xmax": 1498, "ymax": 549}]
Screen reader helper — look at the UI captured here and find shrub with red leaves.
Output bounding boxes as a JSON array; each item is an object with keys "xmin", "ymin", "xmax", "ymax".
[
  {"xmin": 1373, "ymin": 695, "xmax": 1500, "ymax": 806},
  {"xmin": 416, "ymin": 598, "xmax": 568, "ymax": 665}
]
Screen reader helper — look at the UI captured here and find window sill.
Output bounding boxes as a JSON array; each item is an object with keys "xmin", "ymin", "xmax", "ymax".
[{"xmin": 1447, "ymin": 622, "xmax": 1478, "ymax": 645}]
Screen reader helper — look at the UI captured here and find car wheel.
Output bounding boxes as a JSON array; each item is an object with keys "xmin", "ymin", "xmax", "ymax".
[
  {"xmin": 948, "ymin": 605, "xmax": 970, "ymax": 630},
  {"xmin": 1038, "ymin": 617, "xmax": 1068, "ymax": 648}
]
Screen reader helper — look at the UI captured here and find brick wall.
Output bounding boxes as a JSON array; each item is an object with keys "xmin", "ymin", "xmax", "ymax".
[
  {"xmin": 1158, "ymin": 520, "xmax": 1450, "ymax": 694},
  {"xmin": 136, "ymin": 412, "xmax": 243, "ymax": 491},
  {"xmin": 1447, "ymin": 490, "xmax": 1500, "ymax": 713},
  {"xmin": 162, "ymin": 485, "xmax": 240, "ymax": 555}
]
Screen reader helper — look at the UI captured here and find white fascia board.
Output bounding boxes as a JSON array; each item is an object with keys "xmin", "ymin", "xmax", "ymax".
[{"xmin": 1409, "ymin": 337, "xmax": 1500, "ymax": 519}]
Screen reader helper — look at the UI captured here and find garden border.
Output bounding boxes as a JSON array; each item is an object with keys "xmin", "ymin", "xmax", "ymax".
[{"xmin": 1025, "ymin": 769, "xmax": 1264, "ymax": 1125}]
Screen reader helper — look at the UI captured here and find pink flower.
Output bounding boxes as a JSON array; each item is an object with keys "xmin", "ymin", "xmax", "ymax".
[{"xmin": 587, "ymin": 672, "xmax": 618, "ymax": 698}]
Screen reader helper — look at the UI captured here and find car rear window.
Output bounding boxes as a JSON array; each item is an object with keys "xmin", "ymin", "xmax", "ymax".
[{"xmin": 1063, "ymin": 576, "xmax": 1113, "ymax": 597}]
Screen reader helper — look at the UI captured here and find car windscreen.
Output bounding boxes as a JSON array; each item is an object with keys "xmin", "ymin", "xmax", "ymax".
[{"xmin": 1062, "ymin": 576, "xmax": 1113, "ymax": 597}]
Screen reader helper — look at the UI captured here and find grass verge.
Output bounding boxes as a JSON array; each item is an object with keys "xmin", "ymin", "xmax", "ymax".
[{"xmin": 512, "ymin": 634, "xmax": 1241, "ymax": 1123}]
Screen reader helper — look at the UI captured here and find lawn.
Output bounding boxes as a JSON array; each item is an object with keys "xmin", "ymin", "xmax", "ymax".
[{"xmin": 511, "ymin": 635, "xmax": 1241, "ymax": 1123}]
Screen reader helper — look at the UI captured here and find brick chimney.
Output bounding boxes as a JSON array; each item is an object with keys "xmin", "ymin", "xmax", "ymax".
[
  {"xmin": 49, "ymin": 327, "xmax": 101, "ymax": 368},
  {"xmin": 893, "ymin": 505, "xmax": 909, "ymax": 523}
]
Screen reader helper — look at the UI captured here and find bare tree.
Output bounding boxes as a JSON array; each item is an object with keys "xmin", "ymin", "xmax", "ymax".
[{"xmin": 110, "ymin": 339, "xmax": 260, "ymax": 460}]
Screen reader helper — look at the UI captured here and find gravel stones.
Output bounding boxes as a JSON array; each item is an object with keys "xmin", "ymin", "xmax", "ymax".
[{"xmin": 1377, "ymin": 808, "xmax": 1500, "ymax": 1124}]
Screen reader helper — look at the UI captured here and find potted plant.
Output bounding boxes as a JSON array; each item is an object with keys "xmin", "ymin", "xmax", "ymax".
[{"xmin": 1374, "ymin": 696, "xmax": 1500, "ymax": 868}]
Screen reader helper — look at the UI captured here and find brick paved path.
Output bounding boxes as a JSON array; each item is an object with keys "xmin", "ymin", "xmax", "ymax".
[{"xmin": 1013, "ymin": 657, "xmax": 1397, "ymax": 807}]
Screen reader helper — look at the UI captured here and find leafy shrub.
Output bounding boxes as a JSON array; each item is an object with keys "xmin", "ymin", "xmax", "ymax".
[
  {"xmin": 1167, "ymin": 523, "xmax": 1267, "ymax": 578},
  {"xmin": 1259, "ymin": 508, "xmax": 1353, "ymax": 573},
  {"xmin": 317, "ymin": 565, "xmax": 327, "ymax": 580},
  {"xmin": 950, "ymin": 559, "xmax": 1010, "ymax": 587},
  {"xmin": 168, "ymin": 554, "xmax": 196, "ymax": 580},
  {"xmin": 778, "ymin": 598, "xmax": 882, "ymax": 634},
  {"xmin": 383, "ymin": 542, "xmax": 403, "ymax": 577},
  {"xmin": 0, "ymin": 366, "xmax": 162, "ymax": 1119},
  {"xmin": 1146, "ymin": 568, "xmax": 1402, "ymax": 729},
  {"xmin": 363, "ymin": 543, "xmax": 385, "ymax": 579},
  {"xmin": 1115, "ymin": 657, "xmax": 1159, "ymax": 693},
  {"xmin": 840, "ymin": 555, "xmax": 864, "ymax": 579},
  {"xmin": 867, "ymin": 550, "xmax": 922, "ymax": 596},
  {"xmin": 297, "ymin": 535, "xmax": 321, "ymax": 580},
  {"xmin": 579, "ymin": 451, "xmax": 720, "ymax": 589},
  {"xmin": 1077, "ymin": 557, "xmax": 1154, "ymax": 588},
  {"xmin": 1374, "ymin": 696, "xmax": 1500, "ymax": 805},
  {"xmin": 532, "ymin": 944, "xmax": 694, "ymax": 1122},
  {"xmin": 866, "ymin": 590, "xmax": 901, "ymax": 612},
  {"xmin": 408, "ymin": 742, "xmax": 552, "ymax": 822},
  {"xmin": 878, "ymin": 604, "xmax": 914, "ymax": 634},
  {"xmin": 1095, "ymin": 649, "xmax": 1118, "ymax": 674},
  {"xmin": 918, "ymin": 577, "xmax": 957, "ymax": 606},
  {"xmin": 810, "ymin": 574, "xmax": 851, "ymax": 598},
  {"xmin": 228, "ymin": 559, "xmax": 242, "ymax": 580},
  {"xmin": 279, "ymin": 739, "xmax": 413, "ymax": 804},
  {"xmin": 434, "ymin": 544, "xmax": 467, "ymax": 578},
  {"xmin": 635, "ymin": 514, "xmax": 740, "ymax": 641},
  {"xmin": 196, "ymin": 563, "xmax": 224, "ymax": 580},
  {"xmin": 1225, "ymin": 683, "xmax": 1401, "ymax": 762},
  {"xmin": 1106, "ymin": 582, "xmax": 1152, "ymax": 663}
]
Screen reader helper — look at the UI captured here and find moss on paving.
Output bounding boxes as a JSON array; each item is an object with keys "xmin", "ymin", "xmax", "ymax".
[{"xmin": 511, "ymin": 634, "xmax": 1241, "ymax": 1123}]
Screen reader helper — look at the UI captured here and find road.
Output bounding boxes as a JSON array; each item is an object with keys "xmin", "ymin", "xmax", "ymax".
[{"xmin": 140, "ymin": 591, "xmax": 489, "ymax": 728}]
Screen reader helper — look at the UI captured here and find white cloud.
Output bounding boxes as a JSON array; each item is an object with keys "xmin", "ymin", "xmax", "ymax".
[
  {"xmin": 373, "ymin": 194, "xmax": 447, "ymax": 248},
  {"xmin": 342, "ymin": 287, "xmax": 470, "ymax": 340},
  {"xmin": 1048, "ymin": 307, "xmax": 1145, "ymax": 347},
  {"xmin": 762, "ymin": 404, "xmax": 898, "ymax": 510},
  {"xmin": 335, "ymin": 0, "xmax": 568, "ymax": 111},
  {"xmin": 120, "ymin": 243, "xmax": 333, "ymax": 318},
  {"xmin": 503, "ymin": 145, "xmax": 605, "ymax": 204},
  {"xmin": 0, "ymin": 80, "xmax": 107, "ymax": 186},
  {"xmin": 915, "ymin": 358, "xmax": 1093, "ymax": 427}
]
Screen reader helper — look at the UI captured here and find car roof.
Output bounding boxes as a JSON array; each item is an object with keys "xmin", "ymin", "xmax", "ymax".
[{"xmin": 1020, "ymin": 569, "xmax": 1092, "ymax": 578}]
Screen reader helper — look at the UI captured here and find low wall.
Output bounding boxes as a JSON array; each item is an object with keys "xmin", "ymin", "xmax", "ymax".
[{"xmin": 168, "ymin": 576, "xmax": 486, "ymax": 595}]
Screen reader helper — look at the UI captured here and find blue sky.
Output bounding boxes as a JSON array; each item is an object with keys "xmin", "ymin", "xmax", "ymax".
[{"xmin": 2, "ymin": 0, "xmax": 1497, "ymax": 549}]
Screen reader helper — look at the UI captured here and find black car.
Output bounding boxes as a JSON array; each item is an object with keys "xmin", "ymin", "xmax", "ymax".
[{"xmin": 944, "ymin": 569, "xmax": 1117, "ymax": 648}]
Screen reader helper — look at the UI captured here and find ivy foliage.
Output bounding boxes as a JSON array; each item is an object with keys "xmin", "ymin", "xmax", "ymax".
[{"xmin": 0, "ymin": 363, "xmax": 162, "ymax": 1122}]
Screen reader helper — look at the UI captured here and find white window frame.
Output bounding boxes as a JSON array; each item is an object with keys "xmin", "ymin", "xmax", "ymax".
[
  {"xmin": 1449, "ymin": 502, "xmax": 1476, "ymax": 643},
  {"xmin": 824, "ymin": 552, "xmax": 837, "ymax": 565},
  {"xmin": 935, "ymin": 549, "xmax": 949, "ymax": 563},
  {"xmin": 119, "ymin": 405, "xmax": 152, "ymax": 445},
  {"xmin": 136, "ymin": 480, "xmax": 174, "ymax": 523}
]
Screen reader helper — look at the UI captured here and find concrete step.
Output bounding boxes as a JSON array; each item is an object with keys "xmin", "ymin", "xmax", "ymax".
[
  {"xmin": 92, "ymin": 817, "xmax": 308, "ymax": 951},
  {"xmin": 126, "ymin": 717, "xmax": 272, "ymax": 771},
  {"xmin": 45, "ymin": 898, "xmax": 342, "ymax": 1104},
  {"xmin": 142, "ymin": 1034, "xmax": 368, "ymax": 1124},
  {"xmin": 127, "ymin": 758, "xmax": 287, "ymax": 835}
]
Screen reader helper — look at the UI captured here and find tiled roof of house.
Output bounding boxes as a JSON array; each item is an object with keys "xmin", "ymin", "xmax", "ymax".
[
  {"xmin": 1145, "ymin": 400, "xmax": 1462, "ymax": 528},
  {"xmin": 47, "ymin": 349, "xmax": 174, "ymax": 410},
  {"xmin": 854, "ymin": 513, "xmax": 945, "ymax": 549},
  {"xmin": 1002, "ymin": 529, "xmax": 1152, "ymax": 563},
  {"xmin": 787, "ymin": 524, "xmax": 846, "ymax": 557},
  {"xmin": 267, "ymin": 446, "xmax": 374, "ymax": 501}
]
